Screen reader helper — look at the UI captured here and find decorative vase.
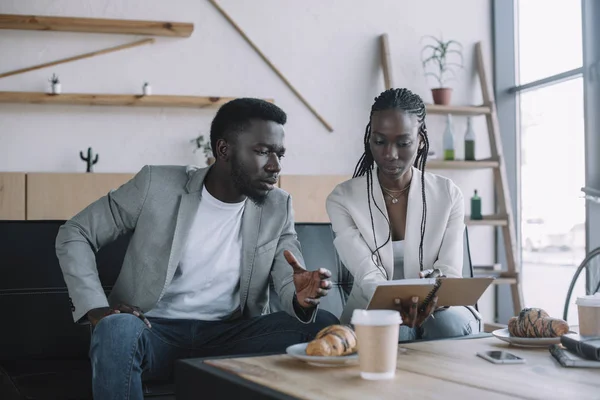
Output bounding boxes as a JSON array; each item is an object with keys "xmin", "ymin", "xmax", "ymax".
[
  {"xmin": 51, "ymin": 83, "xmax": 61, "ymax": 95},
  {"xmin": 464, "ymin": 117, "xmax": 476, "ymax": 161},
  {"xmin": 431, "ymin": 88, "xmax": 452, "ymax": 105},
  {"xmin": 443, "ymin": 114, "xmax": 455, "ymax": 161},
  {"xmin": 143, "ymin": 84, "xmax": 152, "ymax": 96}
]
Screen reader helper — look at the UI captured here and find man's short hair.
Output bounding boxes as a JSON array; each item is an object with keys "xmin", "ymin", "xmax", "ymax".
[{"xmin": 210, "ymin": 98, "xmax": 287, "ymax": 154}]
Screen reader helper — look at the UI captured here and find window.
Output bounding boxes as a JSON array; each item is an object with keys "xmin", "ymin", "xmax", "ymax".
[
  {"xmin": 517, "ymin": 0, "xmax": 582, "ymax": 84},
  {"xmin": 519, "ymin": 78, "xmax": 585, "ymax": 323},
  {"xmin": 494, "ymin": 0, "xmax": 589, "ymax": 324}
]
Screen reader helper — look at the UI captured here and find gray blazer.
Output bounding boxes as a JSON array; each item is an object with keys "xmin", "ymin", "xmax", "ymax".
[{"xmin": 56, "ymin": 165, "xmax": 308, "ymax": 323}]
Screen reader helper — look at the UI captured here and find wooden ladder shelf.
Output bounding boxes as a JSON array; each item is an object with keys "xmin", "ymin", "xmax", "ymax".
[
  {"xmin": 431, "ymin": 42, "xmax": 523, "ymax": 315},
  {"xmin": 381, "ymin": 40, "xmax": 523, "ymax": 315},
  {"xmin": 473, "ymin": 41, "xmax": 524, "ymax": 315}
]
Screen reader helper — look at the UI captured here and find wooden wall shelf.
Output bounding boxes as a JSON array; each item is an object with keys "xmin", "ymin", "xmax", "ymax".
[
  {"xmin": 0, "ymin": 13, "xmax": 194, "ymax": 37},
  {"xmin": 474, "ymin": 270, "xmax": 518, "ymax": 285},
  {"xmin": 426, "ymin": 104, "xmax": 491, "ymax": 116},
  {"xmin": 428, "ymin": 159, "xmax": 499, "ymax": 169},
  {"xmin": 465, "ymin": 215, "xmax": 509, "ymax": 226},
  {"xmin": 0, "ymin": 92, "xmax": 273, "ymax": 109}
]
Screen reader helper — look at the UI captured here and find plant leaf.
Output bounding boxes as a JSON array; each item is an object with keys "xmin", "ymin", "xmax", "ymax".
[
  {"xmin": 424, "ymin": 72, "xmax": 443, "ymax": 86},
  {"xmin": 422, "ymin": 54, "xmax": 441, "ymax": 66},
  {"xmin": 446, "ymin": 40, "xmax": 463, "ymax": 50},
  {"xmin": 421, "ymin": 35, "xmax": 443, "ymax": 46},
  {"xmin": 446, "ymin": 62, "xmax": 464, "ymax": 69},
  {"xmin": 446, "ymin": 50, "xmax": 464, "ymax": 64}
]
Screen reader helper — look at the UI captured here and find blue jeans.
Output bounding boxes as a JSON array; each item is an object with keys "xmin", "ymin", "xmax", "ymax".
[
  {"xmin": 399, "ymin": 306, "xmax": 482, "ymax": 341},
  {"xmin": 90, "ymin": 310, "xmax": 338, "ymax": 399}
]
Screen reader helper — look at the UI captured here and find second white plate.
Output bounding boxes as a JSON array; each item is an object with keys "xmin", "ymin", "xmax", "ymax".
[
  {"xmin": 492, "ymin": 328, "xmax": 563, "ymax": 347},
  {"xmin": 285, "ymin": 343, "xmax": 358, "ymax": 367}
]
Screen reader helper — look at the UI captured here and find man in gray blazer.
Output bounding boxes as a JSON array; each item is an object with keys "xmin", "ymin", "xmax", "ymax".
[{"xmin": 55, "ymin": 98, "xmax": 338, "ymax": 400}]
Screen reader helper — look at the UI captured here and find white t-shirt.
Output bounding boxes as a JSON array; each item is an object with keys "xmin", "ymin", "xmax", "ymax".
[{"xmin": 146, "ymin": 185, "xmax": 244, "ymax": 320}]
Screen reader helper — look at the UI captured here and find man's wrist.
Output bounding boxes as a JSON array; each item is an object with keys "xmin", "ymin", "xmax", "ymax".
[{"xmin": 293, "ymin": 294, "xmax": 315, "ymax": 310}]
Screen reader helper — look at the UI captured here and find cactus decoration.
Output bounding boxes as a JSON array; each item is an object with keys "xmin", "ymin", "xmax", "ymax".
[{"xmin": 80, "ymin": 147, "xmax": 99, "ymax": 172}]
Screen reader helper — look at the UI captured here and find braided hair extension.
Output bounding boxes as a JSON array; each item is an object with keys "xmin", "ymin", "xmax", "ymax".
[{"xmin": 353, "ymin": 88, "xmax": 430, "ymax": 275}]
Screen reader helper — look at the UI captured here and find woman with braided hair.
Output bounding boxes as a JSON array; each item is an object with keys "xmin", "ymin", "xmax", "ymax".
[{"xmin": 326, "ymin": 88, "xmax": 481, "ymax": 340}]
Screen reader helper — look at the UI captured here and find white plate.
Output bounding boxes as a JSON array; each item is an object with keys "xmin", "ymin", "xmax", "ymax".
[
  {"xmin": 285, "ymin": 343, "xmax": 358, "ymax": 367},
  {"xmin": 492, "ymin": 328, "xmax": 562, "ymax": 347}
]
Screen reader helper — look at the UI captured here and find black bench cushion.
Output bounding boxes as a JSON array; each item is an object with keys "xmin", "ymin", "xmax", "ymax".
[
  {"xmin": 0, "ymin": 220, "xmax": 351, "ymax": 399},
  {"xmin": 0, "ymin": 221, "xmax": 130, "ymax": 361}
]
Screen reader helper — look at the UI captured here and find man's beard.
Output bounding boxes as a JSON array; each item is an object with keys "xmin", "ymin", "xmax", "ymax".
[{"xmin": 231, "ymin": 156, "xmax": 269, "ymax": 206}]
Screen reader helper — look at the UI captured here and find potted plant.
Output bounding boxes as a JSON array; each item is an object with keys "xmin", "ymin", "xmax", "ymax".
[
  {"xmin": 421, "ymin": 36, "xmax": 463, "ymax": 105},
  {"xmin": 142, "ymin": 82, "xmax": 152, "ymax": 96},
  {"xmin": 191, "ymin": 134, "xmax": 215, "ymax": 166},
  {"xmin": 49, "ymin": 73, "xmax": 61, "ymax": 94}
]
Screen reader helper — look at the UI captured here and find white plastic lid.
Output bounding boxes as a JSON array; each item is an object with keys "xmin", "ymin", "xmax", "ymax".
[
  {"xmin": 351, "ymin": 309, "xmax": 402, "ymax": 326},
  {"xmin": 576, "ymin": 293, "xmax": 600, "ymax": 307}
]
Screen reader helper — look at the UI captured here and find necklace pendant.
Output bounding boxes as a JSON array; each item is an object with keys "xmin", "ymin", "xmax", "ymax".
[{"xmin": 391, "ymin": 198, "xmax": 399, "ymax": 204}]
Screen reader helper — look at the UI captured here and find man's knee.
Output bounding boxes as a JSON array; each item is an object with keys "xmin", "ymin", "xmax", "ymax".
[
  {"xmin": 300, "ymin": 310, "xmax": 340, "ymax": 339},
  {"xmin": 314, "ymin": 309, "xmax": 340, "ymax": 329},
  {"xmin": 91, "ymin": 313, "xmax": 146, "ymax": 348}
]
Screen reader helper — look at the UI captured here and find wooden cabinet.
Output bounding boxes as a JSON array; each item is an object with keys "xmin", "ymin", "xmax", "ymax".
[
  {"xmin": 278, "ymin": 175, "xmax": 350, "ymax": 223},
  {"xmin": 26, "ymin": 173, "xmax": 134, "ymax": 220},
  {"xmin": 0, "ymin": 173, "xmax": 26, "ymax": 220}
]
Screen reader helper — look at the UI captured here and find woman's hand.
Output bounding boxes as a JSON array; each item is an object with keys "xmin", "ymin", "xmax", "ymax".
[
  {"xmin": 394, "ymin": 296, "xmax": 438, "ymax": 328},
  {"xmin": 419, "ymin": 269, "xmax": 444, "ymax": 279}
]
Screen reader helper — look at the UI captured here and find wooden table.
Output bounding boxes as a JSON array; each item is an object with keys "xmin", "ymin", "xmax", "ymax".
[{"xmin": 175, "ymin": 336, "xmax": 600, "ymax": 399}]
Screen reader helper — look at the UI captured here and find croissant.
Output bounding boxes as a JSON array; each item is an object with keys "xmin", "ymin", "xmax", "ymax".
[
  {"xmin": 305, "ymin": 325, "xmax": 357, "ymax": 356},
  {"xmin": 508, "ymin": 308, "xmax": 569, "ymax": 338}
]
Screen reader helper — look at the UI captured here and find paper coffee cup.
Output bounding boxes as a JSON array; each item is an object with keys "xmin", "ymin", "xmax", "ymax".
[
  {"xmin": 351, "ymin": 309, "xmax": 402, "ymax": 380},
  {"xmin": 576, "ymin": 293, "xmax": 600, "ymax": 336}
]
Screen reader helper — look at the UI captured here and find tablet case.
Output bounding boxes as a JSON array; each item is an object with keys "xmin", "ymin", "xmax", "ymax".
[{"xmin": 367, "ymin": 277, "xmax": 495, "ymax": 310}]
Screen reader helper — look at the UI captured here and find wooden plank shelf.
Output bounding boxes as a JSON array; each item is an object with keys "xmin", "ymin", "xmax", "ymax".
[
  {"xmin": 465, "ymin": 215, "xmax": 508, "ymax": 226},
  {"xmin": 428, "ymin": 159, "xmax": 499, "ymax": 169},
  {"xmin": 0, "ymin": 92, "xmax": 272, "ymax": 109},
  {"xmin": 474, "ymin": 271, "xmax": 518, "ymax": 285},
  {"xmin": 473, "ymin": 263, "xmax": 501, "ymax": 271},
  {"xmin": 426, "ymin": 104, "xmax": 491, "ymax": 116},
  {"xmin": 0, "ymin": 13, "xmax": 194, "ymax": 37}
]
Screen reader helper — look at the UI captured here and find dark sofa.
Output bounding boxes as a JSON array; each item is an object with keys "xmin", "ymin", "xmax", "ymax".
[{"xmin": 0, "ymin": 221, "xmax": 353, "ymax": 400}]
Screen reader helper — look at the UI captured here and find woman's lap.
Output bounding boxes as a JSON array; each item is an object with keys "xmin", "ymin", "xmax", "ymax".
[{"xmin": 399, "ymin": 306, "xmax": 481, "ymax": 341}]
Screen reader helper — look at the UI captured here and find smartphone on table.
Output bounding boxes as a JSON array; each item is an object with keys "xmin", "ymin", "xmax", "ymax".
[{"xmin": 476, "ymin": 351, "xmax": 526, "ymax": 364}]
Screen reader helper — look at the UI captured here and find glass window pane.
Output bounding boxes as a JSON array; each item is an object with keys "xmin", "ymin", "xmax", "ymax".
[
  {"xmin": 520, "ymin": 78, "xmax": 585, "ymax": 324},
  {"xmin": 517, "ymin": 0, "xmax": 582, "ymax": 85}
]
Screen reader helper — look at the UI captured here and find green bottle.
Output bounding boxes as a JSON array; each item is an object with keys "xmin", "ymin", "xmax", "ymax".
[
  {"xmin": 471, "ymin": 190, "xmax": 482, "ymax": 220},
  {"xmin": 443, "ymin": 114, "xmax": 455, "ymax": 161},
  {"xmin": 464, "ymin": 117, "xmax": 476, "ymax": 161}
]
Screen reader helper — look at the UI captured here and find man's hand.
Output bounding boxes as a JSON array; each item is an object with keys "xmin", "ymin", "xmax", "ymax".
[
  {"xmin": 284, "ymin": 250, "xmax": 332, "ymax": 309},
  {"xmin": 393, "ymin": 296, "xmax": 438, "ymax": 328},
  {"xmin": 87, "ymin": 304, "xmax": 152, "ymax": 328}
]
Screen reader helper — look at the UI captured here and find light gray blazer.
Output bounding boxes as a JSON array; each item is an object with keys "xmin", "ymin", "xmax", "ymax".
[
  {"xmin": 326, "ymin": 167, "xmax": 465, "ymax": 324},
  {"xmin": 56, "ymin": 165, "xmax": 308, "ymax": 323}
]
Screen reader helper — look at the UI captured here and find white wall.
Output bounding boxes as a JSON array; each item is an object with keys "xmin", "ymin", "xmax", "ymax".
[{"xmin": 0, "ymin": 0, "xmax": 496, "ymax": 320}]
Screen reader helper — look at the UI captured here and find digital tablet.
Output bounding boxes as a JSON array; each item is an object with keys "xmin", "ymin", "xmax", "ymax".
[{"xmin": 367, "ymin": 277, "xmax": 495, "ymax": 310}]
